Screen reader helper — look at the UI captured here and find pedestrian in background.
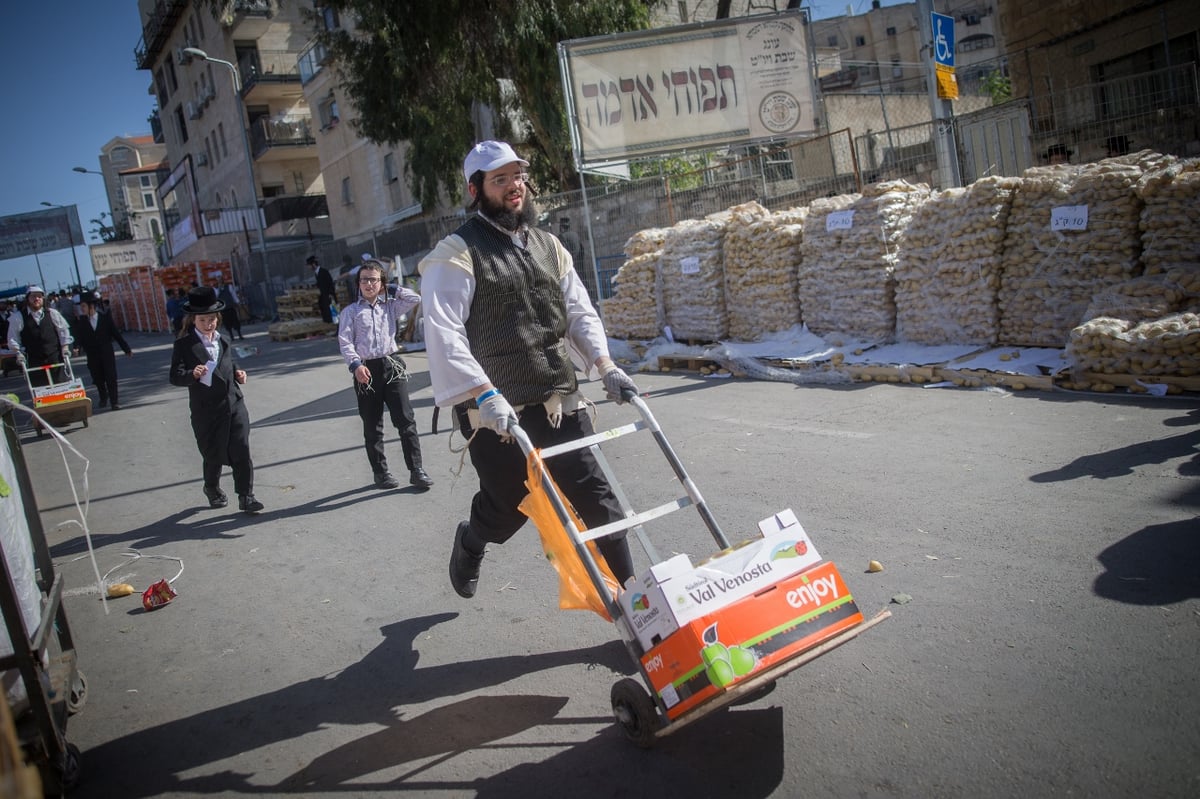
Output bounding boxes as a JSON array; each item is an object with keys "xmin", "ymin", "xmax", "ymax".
[
  {"xmin": 7, "ymin": 286, "xmax": 73, "ymax": 387},
  {"xmin": 73, "ymin": 291, "xmax": 132, "ymax": 410},
  {"xmin": 166, "ymin": 289, "xmax": 185, "ymax": 335},
  {"xmin": 419, "ymin": 140, "xmax": 639, "ymax": 599},
  {"xmin": 309, "ymin": 255, "xmax": 336, "ymax": 324},
  {"xmin": 219, "ymin": 282, "xmax": 244, "ymax": 340},
  {"xmin": 337, "ymin": 258, "xmax": 433, "ymax": 491},
  {"xmin": 169, "ymin": 286, "xmax": 263, "ymax": 514}
]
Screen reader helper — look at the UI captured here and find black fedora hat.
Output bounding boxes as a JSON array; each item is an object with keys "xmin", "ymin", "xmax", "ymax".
[{"xmin": 182, "ymin": 285, "xmax": 225, "ymax": 314}]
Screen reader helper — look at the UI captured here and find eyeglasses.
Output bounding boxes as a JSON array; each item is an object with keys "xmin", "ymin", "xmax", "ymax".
[
  {"xmin": 359, "ymin": 277, "xmax": 381, "ymax": 284},
  {"xmin": 487, "ymin": 172, "xmax": 530, "ymax": 189}
]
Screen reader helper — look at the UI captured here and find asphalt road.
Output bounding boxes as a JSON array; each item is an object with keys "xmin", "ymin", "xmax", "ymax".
[{"xmin": 6, "ymin": 323, "xmax": 1198, "ymax": 798}]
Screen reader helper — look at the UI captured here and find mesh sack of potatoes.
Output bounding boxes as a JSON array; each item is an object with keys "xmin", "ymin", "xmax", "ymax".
[
  {"xmin": 1082, "ymin": 273, "xmax": 1189, "ymax": 322},
  {"xmin": 997, "ymin": 162, "xmax": 1145, "ymax": 347},
  {"xmin": 724, "ymin": 207, "xmax": 806, "ymax": 341},
  {"xmin": 624, "ymin": 227, "xmax": 672, "ymax": 259},
  {"xmin": 659, "ymin": 211, "xmax": 738, "ymax": 341},
  {"xmin": 798, "ymin": 182, "xmax": 929, "ymax": 342},
  {"xmin": 600, "ymin": 251, "xmax": 661, "ymax": 340},
  {"xmin": 1135, "ymin": 157, "xmax": 1199, "ymax": 276},
  {"xmin": 1068, "ymin": 311, "xmax": 1200, "ymax": 377},
  {"xmin": 895, "ymin": 176, "xmax": 1019, "ymax": 345}
]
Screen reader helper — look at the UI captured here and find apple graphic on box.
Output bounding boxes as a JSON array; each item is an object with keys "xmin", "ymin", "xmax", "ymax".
[{"xmin": 795, "ymin": 540, "xmax": 808, "ymax": 556}]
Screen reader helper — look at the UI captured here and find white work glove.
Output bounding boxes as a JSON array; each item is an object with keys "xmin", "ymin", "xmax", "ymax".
[
  {"xmin": 601, "ymin": 365, "xmax": 639, "ymax": 404},
  {"xmin": 477, "ymin": 392, "xmax": 518, "ymax": 438},
  {"xmin": 15, "ymin": 352, "xmax": 26, "ymax": 367}
]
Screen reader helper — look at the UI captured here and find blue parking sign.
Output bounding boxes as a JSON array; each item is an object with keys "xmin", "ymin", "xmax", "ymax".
[{"xmin": 932, "ymin": 12, "xmax": 955, "ymax": 69}]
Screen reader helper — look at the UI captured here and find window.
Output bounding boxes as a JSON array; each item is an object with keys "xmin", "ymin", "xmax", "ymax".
[
  {"xmin": 155, "ymin": 67, "xmax": 169, "ymax": 105},
  {"xmin": 854, "ymin": 35, "xmax": 865, "ymax": 47},
  {"xmin": 143, "ymin": 189, "xmax": 157, "ymax": 209},
  {"xmin": 341, "ymin": 176, "xmax": 352, "ymax": 205},
  {"xmin": 218, "ymin": 122, "xmax": 228, "ymax": 158},
  {"xmin": 140, "ymin": 174, "xmax": 153, "ymax": 188},
  {"xmin": 958, "ymin": 34, "xmax": 995, "ymax": 53},
  {"xmin": 174, "ymin": 105, "xmax": 188, "ymax": 143},
  {"xmin": 321, "ymin": 5, "xmax": 340, "ymax": 31},
  {"xmin": 166, "ymin": 59, "xmax": 178, "ymax": 92},
  {"xmin": 318, "ymin": 95, "xmax": 340, "ymax": 130},
  {"xmin": 964, "ymin": 13, "xmax": 981, "ymax": 26},
  {"xmin": 111, "ymin": 146, "xmax": 133, "ymax": 166},
  {"xmin": 886, "ymin": 26, "xmax": 896, "ymax": 36},
  {"xmin": 827, "ymin": 35, "xmax": 837, "ymax": 47},
  {"xmin": 384, "ymin": 152, "xmax": 398, "ymax": 183},
  {"xmin": 150, "ymin": 217, "xmax": 161, "ymax": 240},
  {"xmin": 892, "ymin": 58, "xmax": 903, "ymax": 78},
  {"xmin": 261, "ymin": 184, "xmax": 286, "ymax": 198},
  {"xmin": 204, "ymin": 137, "xmax": 213, "ymax": 168}
]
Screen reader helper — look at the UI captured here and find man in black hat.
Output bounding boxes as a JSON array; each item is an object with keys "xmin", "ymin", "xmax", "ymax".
[
  {"xmin": 169, "ymin": 286, "xmax": 263, "ymax": 514},
  {"xmin": 308, "ymin": 255, "xmax": 336, "ymax": 324},
  {"xmin": 72, "ymin": 291, "xmax": 132, "ymax": 410},
  {"xmin": 7, "ymin": 285, "xmax": 73, "ymax": 387}
]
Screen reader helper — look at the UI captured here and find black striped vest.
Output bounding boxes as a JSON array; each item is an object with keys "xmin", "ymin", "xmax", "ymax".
[{"xmin": 458, "ymin": 216, "xmax": 577, "ymax": 406}]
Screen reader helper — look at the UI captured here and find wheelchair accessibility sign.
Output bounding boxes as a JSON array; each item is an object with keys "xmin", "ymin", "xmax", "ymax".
[{"xmin": 931, "ymin": 11, "xmax": 958, "ymax": 99}]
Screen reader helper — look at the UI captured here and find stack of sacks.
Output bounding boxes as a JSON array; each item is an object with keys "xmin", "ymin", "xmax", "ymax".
[
  {"xmin": 997, "ymin": 161, "xmax": 1144, "ymax": 346},
  {"xmin": 724, "ymin": 204, "xmax": 805, "ymax": 341},
  {"xmin": 799, "ymin": 181, "xmax": 929, "ymax": 342},
  {"xmin": 895, "ymin": 176, "xmax": 1018, "ymax": 345},
  {"xmin": 1135, "ymin": 156, "xmax": 1198, "ymax": 276},
  {"xmin": 600, "ymin": 227, "xmax": 670, "ymax": 340},
  {"xmin": 659, "ymin": 205, "xmax": 755, "ymax": 341}
]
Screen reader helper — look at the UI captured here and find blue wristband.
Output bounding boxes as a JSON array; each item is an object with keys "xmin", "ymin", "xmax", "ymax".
[{"xmin": 476, "ymin": 387, "xmax": 499, "ymax": 404}]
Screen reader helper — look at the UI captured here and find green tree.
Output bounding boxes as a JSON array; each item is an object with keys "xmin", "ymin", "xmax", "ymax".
[
  {"xmin": 982, "ymin": 70, "xmax": 1013, "ymax": 105},
  {"xmin": 310, "ymin": 1, "xmax": 663, "ymax": 208}
]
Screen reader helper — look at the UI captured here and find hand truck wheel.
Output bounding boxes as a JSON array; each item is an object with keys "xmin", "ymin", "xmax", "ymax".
[{"xmin": 611, "ymin": 677, "xmax": 660, "ymax": 748}]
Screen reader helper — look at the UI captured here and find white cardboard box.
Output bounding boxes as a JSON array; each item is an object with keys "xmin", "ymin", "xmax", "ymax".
[{"xmin": 618, "ymin": 509, "xmax": 821, "ymax": 650}]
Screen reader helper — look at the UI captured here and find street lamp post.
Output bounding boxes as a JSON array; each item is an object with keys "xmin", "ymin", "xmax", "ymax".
[
  {"xmin": 39, "ymin": 202, "xmax": 85, "ymax": 289},
  {"xmin": 182, "ymin": 47, "xmax": 273, "ymax": 314}
]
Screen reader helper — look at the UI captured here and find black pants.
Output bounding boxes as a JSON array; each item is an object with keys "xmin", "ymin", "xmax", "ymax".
[
  {"xmin": 455, "ymin": 402, "xmax": 635, "ymax": 585},
  {"xmin": 319, "ymin": 292, "xmax": 334, "ymax": 324},
  {"xmin": 198, "ymin": 401, "xmax": 254, "ymax": 496},
  {"xmin": 83, "ymin": 348, "xmax": 120, "ymax": 405},
  {"xmin": 222, "ymin": 307, "xmax": 242, "ymax": 338},
  {"xmin": 355, "ymin": 356, "xmax": 422, "ymax": 476}
]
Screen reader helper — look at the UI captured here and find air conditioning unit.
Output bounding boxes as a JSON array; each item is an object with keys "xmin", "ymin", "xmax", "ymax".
[
  {"xmin": 186, "ymin": 101, "xmax": 202, "ymax": 120},
  {"xmin": 195, "ymin": 152, "xmax": 209, "ymax": 167}
]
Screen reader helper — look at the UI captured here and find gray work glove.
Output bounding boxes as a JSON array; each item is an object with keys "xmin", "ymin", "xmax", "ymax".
[
  {"xmin": 601, "ymin": 365, "xmax": 639, "ymax": 404},
  {"xmin": 477, "ymin": 392, "xmax": 518, "ymax": 438}
]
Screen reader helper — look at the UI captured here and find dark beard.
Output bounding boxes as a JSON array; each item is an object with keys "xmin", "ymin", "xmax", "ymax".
[{"xmin": 479, "ymin": 188, "xmax": 539, "ymax": 231}]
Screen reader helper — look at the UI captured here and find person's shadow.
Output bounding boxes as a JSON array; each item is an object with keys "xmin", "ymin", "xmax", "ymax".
[
  {"xmin": 73, "ymin": 613, "xmax": 623, "ymax": 796},
  {"xmin": 1093, "ymin": 517, "xmax": 1200, "ymax": 604}
]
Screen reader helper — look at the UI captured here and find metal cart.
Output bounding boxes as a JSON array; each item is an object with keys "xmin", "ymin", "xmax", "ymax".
[
  {"xmin": 19, "ymin": 356, "xmax": 91, "ymax": 438},
  {"xmin": 511, "ymin": 391, "xmax": 890, "ymax": 747},
  {"xmin": 0, "ymin": 398, "xmax": 86, "ymax": 793}
]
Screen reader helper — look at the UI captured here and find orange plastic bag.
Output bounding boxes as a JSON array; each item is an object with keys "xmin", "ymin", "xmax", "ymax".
[{"xmin": 518, "ymin": 450, "xmax": 619, "ymax": 620}]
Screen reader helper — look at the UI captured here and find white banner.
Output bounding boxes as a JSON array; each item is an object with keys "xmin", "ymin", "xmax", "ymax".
[
  {"xmin": 89, "ymin": 239, "xmax": 159, "ymax": 274},
  {"xmin": 561, "ymin": 11, "xmax": 814, "ymax": 164}
]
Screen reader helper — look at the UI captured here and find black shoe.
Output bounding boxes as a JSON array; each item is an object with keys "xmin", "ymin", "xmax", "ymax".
[
  {"xmin": 449, "ymin": 521, "xmax": 484, "ymax": 598},
  {"xmin": 203, "ymin": 485, "xmax": 228, "ymax": 508},
  {"xmin": 239, "ymin": 494, "xmax": 264, "ymax": 514},
  {"xmin": 409, "ymin": 468, "xmax": 434, "ymax": 489},
  {"xmin": 110, "ymin": 403, "xmax": 122, "ymax": 410},
  {"xmin": 375, "ymin": 472, "xmax": 400, "ymax": 489}
]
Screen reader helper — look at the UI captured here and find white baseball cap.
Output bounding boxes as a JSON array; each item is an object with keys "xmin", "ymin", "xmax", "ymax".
[{"xmin": 463, "ymin": 141, "xmax": 528, "ymax": 184}]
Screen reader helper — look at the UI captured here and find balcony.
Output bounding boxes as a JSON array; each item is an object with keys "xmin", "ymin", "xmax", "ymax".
[
  {"xmin": 220, "ymin": 0, "xmax": 274, "ymax": 40},
  {"xmin": 237, "ymin": 49, "xmax": 303, "ymax": 101},
  {"xmin": 134, "ymin": 0, "xmax": 187, "ymax": 70},
  {"xmin": 249, "ymin": 115, "xmax": 317, "ymax": 161},
  {"xmin": 297, "ymin": 40, "xmax": 332, "ymax": 86}
]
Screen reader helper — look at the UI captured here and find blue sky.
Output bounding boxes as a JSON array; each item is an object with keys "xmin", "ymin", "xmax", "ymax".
[
  {"xmin": 0, "ymin": 2, "xmax": 153, "ymax": 292},
  {"xmin": 0, "ymin": 0, "xmax": 906, "ymax": 293}
]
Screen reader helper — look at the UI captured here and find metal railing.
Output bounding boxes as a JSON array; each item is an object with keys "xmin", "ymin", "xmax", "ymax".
[{"xmin": 249, "ymin": 115, "xmax": 315, "ymax": 158}]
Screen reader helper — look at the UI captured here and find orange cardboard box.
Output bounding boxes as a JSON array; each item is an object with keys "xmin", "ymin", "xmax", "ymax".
[{"xmin": 640, "ymin": 560, "xmax": 863, "ymax": 720}]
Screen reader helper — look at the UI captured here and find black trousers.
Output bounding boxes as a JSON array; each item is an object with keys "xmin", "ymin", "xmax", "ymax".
[
  {"xmin": 355, "ymin": 356, "xmax": 422, "ymax": 475},
  {"xmin": 84, "ymin": 348, "xmax": 120, "ymax": 405},
  {"xmin": 199, "ymin": 400, "xmax": 254, "ymax": 496},
  {"xmin": 318, "ymin": 292, "xmax": 334, "ymax": 324},
  {"xmin": 456, "ymin": 402, "xmax": 635, "ymax": 585}
]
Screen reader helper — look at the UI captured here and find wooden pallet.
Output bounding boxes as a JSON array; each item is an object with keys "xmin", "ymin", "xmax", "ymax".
[
  {"xmin": 1058, "ymin": 371, "xmax": 1200, "ymax": 394},
  {"xmin": 657, "ymin": 355, "xmax": 721, "ymax": 372},
  {"xmin": 933, "ymin": 367, "xmax": 1056, "ymax": 391}
]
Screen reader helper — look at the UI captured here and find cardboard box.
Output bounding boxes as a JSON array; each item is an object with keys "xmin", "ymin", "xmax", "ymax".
[
  {"xmin": 617, "ymin": 509, "xmax": 822, "ymax": 650},
  {"xmin": 639, "ymin": 560, "xmax": 863, "ymax": 720},
  {"xmin": 617, "ymin": 553, "xmax": 692, "ymax": 650}
]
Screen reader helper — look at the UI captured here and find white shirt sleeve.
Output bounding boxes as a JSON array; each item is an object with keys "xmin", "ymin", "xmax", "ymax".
[{"xmin": 418, "ymin": 235, "xmax": 490, "ymax": 406}]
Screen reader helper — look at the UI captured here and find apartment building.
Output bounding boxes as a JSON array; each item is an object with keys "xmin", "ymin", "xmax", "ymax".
[
  {"xmin": 94, "ymin": 134, "xmax": 168, "ymax": 243},
  {"xmin": 296, "ymin": 7, "xmax": 425, "ymax": 251},
  {"xmin": 133, "ymin": 0, "xmax": 328, "ymax": 275}
]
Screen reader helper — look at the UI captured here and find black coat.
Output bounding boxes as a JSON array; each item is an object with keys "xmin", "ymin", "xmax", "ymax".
[
  {"xmin": 169, "ymin": 330, "xmax": 248, "ymax": 465},
  {"xmin": 73, "ymin": 312, "xmax": 131, "ymax": 358},
  {"xmin": 315, "ymin": 266, "xmax": 336, "ymax": 297}
]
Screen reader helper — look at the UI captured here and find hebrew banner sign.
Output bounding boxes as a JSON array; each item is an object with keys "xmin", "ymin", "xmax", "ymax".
[{"xmin": 560, "ymin": 11, "xmax": 814, "ymax": 165}]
